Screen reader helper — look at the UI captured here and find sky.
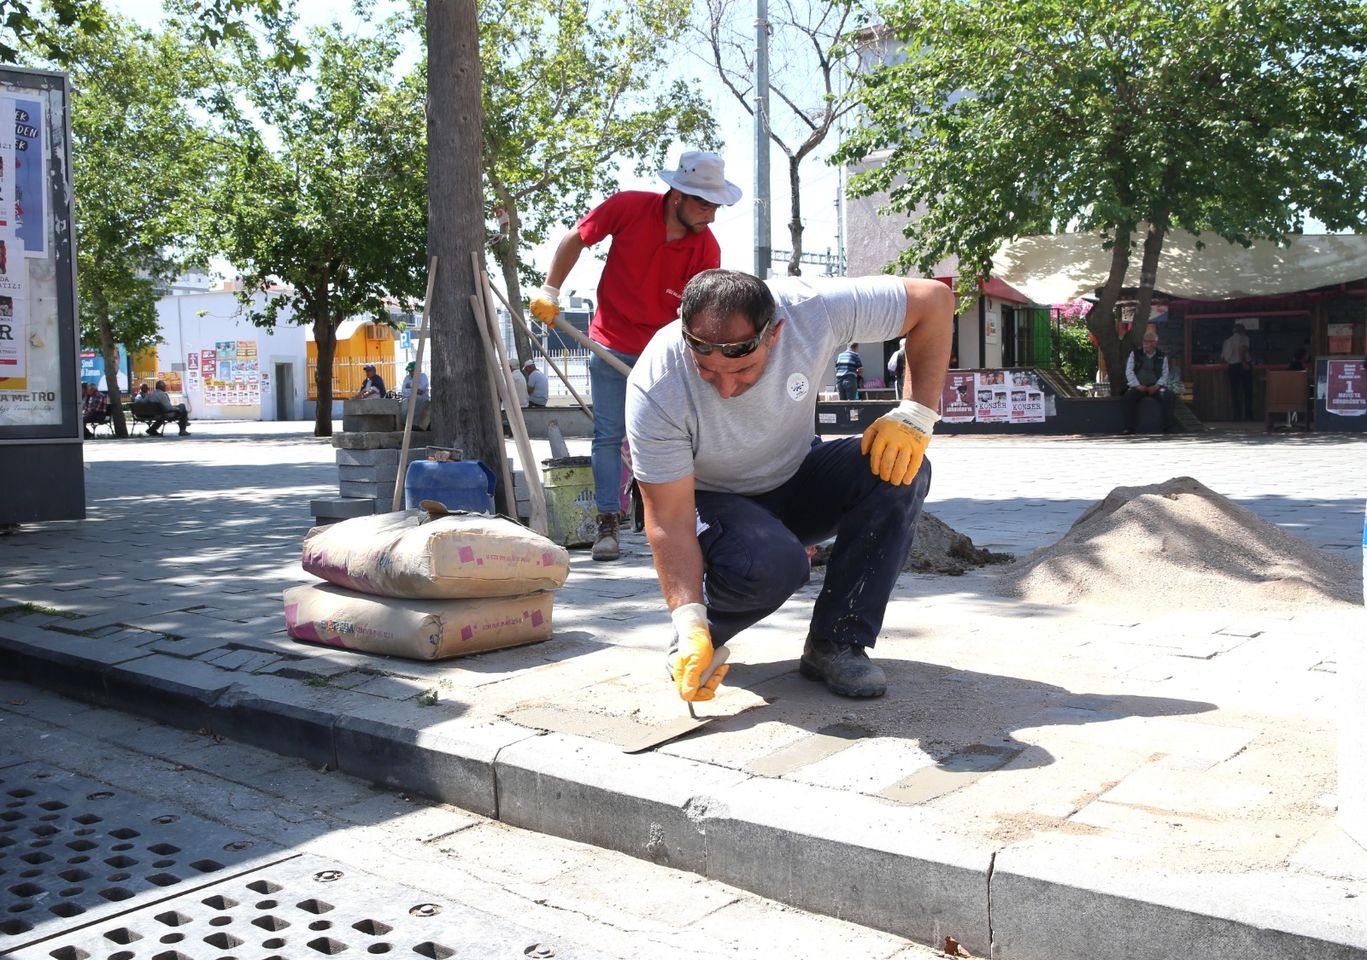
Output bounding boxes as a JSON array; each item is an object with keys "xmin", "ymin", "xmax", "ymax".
[{"xmin": 105, "ymin": 0, "xmax": 848, "ymax": 301}]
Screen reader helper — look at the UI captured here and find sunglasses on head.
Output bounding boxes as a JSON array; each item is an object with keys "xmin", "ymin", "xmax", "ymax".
[{"xmin": 682, "ymin": 319, "xmax": 772, "ymax": 359}]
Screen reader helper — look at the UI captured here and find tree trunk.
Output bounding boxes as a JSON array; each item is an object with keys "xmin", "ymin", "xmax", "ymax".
[
  {"xmin": 786, "ymin": 155, "xmax": 803, "ymax": 276},
  {"xmin": 313, "ymin": 317, "xmax": 337, "ymax": 438},
  {"xmin": 494, "ymin": 232, "xmax": 531, "ymax": 367},
  {"xmin": 1086, "ymin": 224, "xmax": 1135, "ymax": 397},
  {"xmin": 428, "ymin": 0, "xmax": 510, "ymax": 514},
  {"xmin": 94, "ymin": 291, "xmax": 129, "ymax": 438},
  {"xmin": 488, "ymin": 180, "xmax": 531, "ymax": 366},
  {"xmin": 1132, "ymin": 194, "xmax": 1172, "ymax": 334}
]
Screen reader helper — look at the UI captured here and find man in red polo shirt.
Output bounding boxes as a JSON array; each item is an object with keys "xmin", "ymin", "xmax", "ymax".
[{"xmin": 530, "ymin": 150, "xmax": 741, "ymax": 561}]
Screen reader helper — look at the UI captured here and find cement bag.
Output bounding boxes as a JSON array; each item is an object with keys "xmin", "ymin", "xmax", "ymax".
[
  {"xmin": 301, "ymin": 509, "xmax": 570, "ymax": 599},
  {"xmin": 283, "ymin": 582, "xmax": 553, "ymax": 660}
]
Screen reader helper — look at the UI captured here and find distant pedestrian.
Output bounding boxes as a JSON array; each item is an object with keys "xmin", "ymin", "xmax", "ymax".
[
  {"xmin": 835, "ymin": 343, "xmax": 863, "ymax": 400},
  {"xmin": 886, "ymin": 338, "xmax": 907, "ymax": 398},
  {"xmin": 1221, "ymin": 323, "xmax": 1253, "ymax": 420}
]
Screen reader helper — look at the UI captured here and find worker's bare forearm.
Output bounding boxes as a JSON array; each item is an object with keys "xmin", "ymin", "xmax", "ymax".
[
  {"xmin": 645, "ymin": 519, "xmax": 705, "ymax": 610},
  {"xmin": 639, "ymin": 477, "xmax": 704, "ymax": 611},
  {"xmin": 544, "ymin": 230, "xmax": 587, "ymax": 290}
]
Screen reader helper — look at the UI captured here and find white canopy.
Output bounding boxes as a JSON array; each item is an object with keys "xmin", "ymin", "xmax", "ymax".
[{"xmin": 991, "ymin": 231, "xmax": 1367, "ymax": 305}]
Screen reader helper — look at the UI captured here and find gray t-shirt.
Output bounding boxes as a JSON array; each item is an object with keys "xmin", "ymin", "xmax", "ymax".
[{"xmin": 626, "ymin": 275, "xmax": 907, "ymax": 495}]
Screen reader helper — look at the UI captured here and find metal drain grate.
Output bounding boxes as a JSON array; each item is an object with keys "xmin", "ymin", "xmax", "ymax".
[
  {"xmin": 12, "ymin": 853, "xmax": 584, "ymax": 960},
  {"xmin": 0, "ymin": 762, "xmax": 280, "ymax": 952}
]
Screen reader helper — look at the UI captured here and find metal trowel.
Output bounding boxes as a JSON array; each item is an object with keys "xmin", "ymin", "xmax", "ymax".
[{"xmin": 621, "ymin": 647, "xmax": 737, "ymax": 754}]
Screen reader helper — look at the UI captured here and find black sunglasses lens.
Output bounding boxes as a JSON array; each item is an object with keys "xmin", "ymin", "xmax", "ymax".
[{"xmin": 683, "ymin": 322, "xmax": 768, "ymax": 358}]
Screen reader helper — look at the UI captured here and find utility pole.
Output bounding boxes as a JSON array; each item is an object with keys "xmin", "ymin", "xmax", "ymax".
[{"xmin": 753, "ymin": 0, "xmax": 771, "ymax": 279}]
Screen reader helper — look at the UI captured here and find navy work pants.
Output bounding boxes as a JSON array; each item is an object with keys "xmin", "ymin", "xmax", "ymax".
[{"xmin": 694, "ymin": 436, "xmax": 930, "ymax": 649}]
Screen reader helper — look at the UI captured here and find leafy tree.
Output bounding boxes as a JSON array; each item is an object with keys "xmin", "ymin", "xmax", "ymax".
[
  {"xmin": 698, "ymin": 0, "xmax": 871, "ymax": 275},
  {"xmin": 477, "ymin": 0, "xmax": 716, "ymax": 362},
  {"xmin": 839, "ymin": 0, "xmax": 1367, "ymax": 392},
  {"xmin": 3, "ymin": 0, "xmax": 303, "ymax": 66},
  {"xmin": 209, "ymin": 13, "xmax": 428, "ymax": 436},
  {"xmin": 47, "ymin": 13, "xmax": 221, "ymax": 437}
]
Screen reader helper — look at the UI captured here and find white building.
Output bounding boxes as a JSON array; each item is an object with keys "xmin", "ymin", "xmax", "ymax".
[{"xmin": 152, "ymin": 284, "xmax": 310, "ymax": 422}]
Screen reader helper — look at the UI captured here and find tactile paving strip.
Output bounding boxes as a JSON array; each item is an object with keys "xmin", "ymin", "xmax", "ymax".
[
  {"xmin": 0, "ymin": 762, "xmax": 282, "ymax": 952},
  {"xmin": 11, "ymin": 853, "xmax": 586, "ymax": 960}
]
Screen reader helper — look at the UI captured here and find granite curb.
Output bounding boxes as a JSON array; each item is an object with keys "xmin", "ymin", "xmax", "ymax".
[{"xmin": 4, "ymin": 622, "xmax": 1362, "ymax": 960}]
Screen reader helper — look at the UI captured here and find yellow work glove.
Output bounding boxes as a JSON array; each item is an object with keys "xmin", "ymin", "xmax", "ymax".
[
  {"xmin": 529, "ymin": 282, "xmax": 561, "ymax": 325},
  {"xmin": 668, "ymin": 603, "xmax": 729, "ymax": 702},
  {"xmin": 860, "ymin": 399, "xmax": 939, "ymax": 485}
]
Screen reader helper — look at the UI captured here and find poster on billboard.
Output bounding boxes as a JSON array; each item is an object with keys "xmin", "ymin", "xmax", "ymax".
[
  {"xmin": 1325, "ymin": 360, "xmax": 1365, "ymax": 417},
  {"xmin": 940, "ymin": 372, "xmax": 976, "ymax": 423},
  {"xmin": 0, "ymin": 78, "xmax": 73, "ymax": 435}
]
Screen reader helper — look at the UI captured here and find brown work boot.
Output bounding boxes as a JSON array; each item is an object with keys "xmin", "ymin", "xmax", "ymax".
[{"xmin": 591, "ymin": 512, "xmax": 620, "ymax": 561}]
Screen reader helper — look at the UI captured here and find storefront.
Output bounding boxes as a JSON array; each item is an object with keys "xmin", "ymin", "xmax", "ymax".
[
  {"xmin": 992, "ymin": 231, "xmax": 1367, "ymax": 430},
  {"xmin": 1168, "ymin": 286, "xmax": 1364, "ymax": 422}
]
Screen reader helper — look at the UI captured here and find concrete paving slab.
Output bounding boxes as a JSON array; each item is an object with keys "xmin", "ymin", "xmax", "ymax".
[{"xmin": 3, "ymin": 424, "xmax": 1364, "ymax": 958}]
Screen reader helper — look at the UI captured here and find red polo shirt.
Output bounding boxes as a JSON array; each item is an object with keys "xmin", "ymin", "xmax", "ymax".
[{"xmin": 576, "ymin": 191, "xmax": 721, "ymax": 355}]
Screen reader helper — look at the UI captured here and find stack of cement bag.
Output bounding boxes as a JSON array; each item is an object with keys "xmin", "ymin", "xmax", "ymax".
[{"xmin": 284, "ymin": 509, "xmax": 571, "ymax": 661}]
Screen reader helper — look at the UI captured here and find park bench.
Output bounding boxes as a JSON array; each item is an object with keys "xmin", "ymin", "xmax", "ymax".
[{"xmin": 129, "ymin": 399, "xmax": 174, "ymax": 435}]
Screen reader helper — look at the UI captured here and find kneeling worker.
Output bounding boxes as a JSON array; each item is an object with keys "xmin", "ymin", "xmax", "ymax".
[{"xmin": 626, "ymin": 269, "xmax": 952, "ymax": 701}]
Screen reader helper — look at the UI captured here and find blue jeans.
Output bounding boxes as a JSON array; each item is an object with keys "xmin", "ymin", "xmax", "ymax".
[
  {"xmin": 694, "ymin": 436, "xmax": 931, "ymax": 648},
  {"xmin": 837, "ymin": 374, "xmax": 859, "ymax": 400},
  {"xmin": 589, "ymin": 344, "xmax": 640, "ymax": 515}
]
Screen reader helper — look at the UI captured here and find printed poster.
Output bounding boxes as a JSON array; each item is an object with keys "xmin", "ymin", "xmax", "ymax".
[
  {"xmin": 940, "ymin": 372, "xmax": 976, "ymax": 423},
  {"xmin": 1010, "ymin": 390, "xmax": 1046, "ymax": 423},
  {"xmin": 975, "ymin": 370, "xmax": 1010, "ymax": 422},
  {"xmin": 0, "ymin": 227, "xmax": 27, "ymax": 384},
  {"xmin": 14, "ymin": 97, "xmax": 44, "ymax": 258},
  {"xmin": 1325, "ymin": 360, "xmax": 1365, "ymax": 417},
  {"xmin": 201, "ymin": 339, "xmax": 260, "ymax": 405},
  {"xmin": 0, "ymin": 96, "xmax": 13, "ymax": 231}
]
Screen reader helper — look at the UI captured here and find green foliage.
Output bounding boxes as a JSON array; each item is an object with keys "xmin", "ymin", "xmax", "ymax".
[
  {"xmin": 0, "ymin": 0, "xmax": 105, "ymax": 61},
  {"xmin": 41, "ymin": 14, "xmax": 221, "ymax": 366},
  {"xmin": 207, "ymin": 10, "xmax": 428, "ymax": 433},
  {"xmin": 1053, "ymin": 322, "xmax": 1097, "ymax": 388},
  {"xmin": 5, "ymin": 0, "xmax": 304, "ymax": 67},
  {"xmin": 475, "ymin": 0, "xmax": 718, "ymax": 289},
  {"xmin": 838, "ymin": 0, "xmax": 1367, "ymax": 384}
]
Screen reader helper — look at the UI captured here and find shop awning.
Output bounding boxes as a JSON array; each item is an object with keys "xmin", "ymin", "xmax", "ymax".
[{"xmin": 991, "ymin": 231, "xmax": 1367, "ymax": 305}]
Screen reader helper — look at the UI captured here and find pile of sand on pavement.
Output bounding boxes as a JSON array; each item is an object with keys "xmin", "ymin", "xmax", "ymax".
[
  {"xmin": 812, "ymin": 511, "xmax": 1012, "ymax": 576},
  {"xmin": 996, "ymin": 476, "xmax": 1359, "ymax": 610}
]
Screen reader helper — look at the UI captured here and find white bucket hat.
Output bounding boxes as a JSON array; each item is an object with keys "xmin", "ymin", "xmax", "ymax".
[{"xmin": 659, "ymin": 150, "xmax": 742, "ymax": 206}]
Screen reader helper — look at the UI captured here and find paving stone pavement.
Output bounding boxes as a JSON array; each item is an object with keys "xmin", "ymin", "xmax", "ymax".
[{"xmin": 2, "ymin": 420, "xmax": 1365, "ymax": 959}]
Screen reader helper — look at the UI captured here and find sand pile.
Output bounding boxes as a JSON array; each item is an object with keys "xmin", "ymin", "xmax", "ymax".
[
  {"xmin": 996, "ymin": 476, "xmax": 1360, "ymax": 610},
  {"xmin": 811, "ymin": 512, "xmax": 1012, "ymax": 576}
]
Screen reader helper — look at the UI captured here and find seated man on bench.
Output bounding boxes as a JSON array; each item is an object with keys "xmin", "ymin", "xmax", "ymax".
[
  {"xmin": 139, "ymin": 380, "xmax": 191, "ymax": 436},
  {"xmin": 81, "ymin": 383, "xmax": 110, "ymax": 439},
  {"xmin": 1123, "ymin": 329, "xmax": 1178, "ymax": 434}
]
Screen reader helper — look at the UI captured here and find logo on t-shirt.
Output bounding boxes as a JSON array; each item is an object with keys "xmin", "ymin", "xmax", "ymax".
[{"xmin": 786, "ymin": 373, "xmax": 810, "ymax": 401}]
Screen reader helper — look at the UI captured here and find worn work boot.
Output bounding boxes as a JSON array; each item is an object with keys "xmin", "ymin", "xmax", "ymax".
[
  {"xmin": 591, "ymin": 512, "xmax": 620, "ymax": 561},
  {"xmin": 799, "ymin": 635, "xmax": 887, "ymax": 697}
]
